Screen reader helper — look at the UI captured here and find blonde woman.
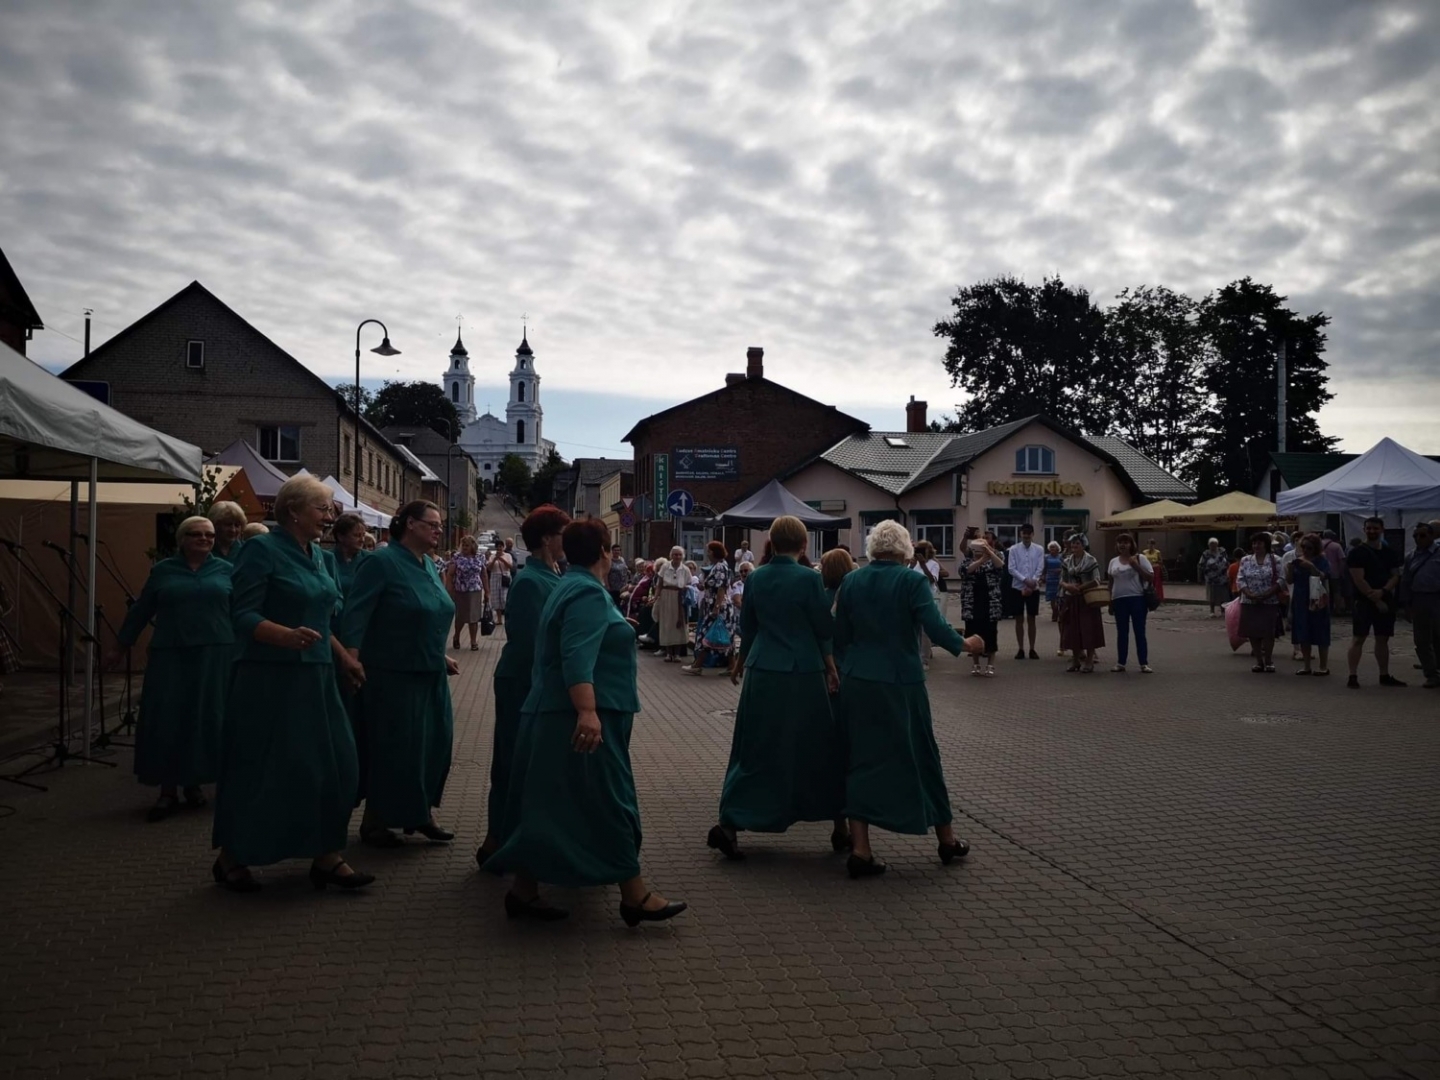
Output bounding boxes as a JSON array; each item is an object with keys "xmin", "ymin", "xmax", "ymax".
[
  {"xmin": 211, "ymin": 475, "xmax": 372, "ymax": 893},
  {"xmin": 240, "ymin": 522, "xmax": 269, "ymax": 540},
  {"xmin": 208, "ymin": 500, "xmax": 249, "ymax": 562}
]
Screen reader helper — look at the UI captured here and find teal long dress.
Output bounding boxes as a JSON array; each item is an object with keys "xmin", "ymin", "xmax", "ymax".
[
  {"xmin": 486, "ymin": 570, "xmax": 643, "ymax": 887},
  {"xmin": 212, "ymin": 530, "xmax": 358, "ymax": 866},
  {"xmin": 489, "ymin": 559, "xmax": 563, "ymax": 844},
  {"xmin": 330, "ymin": 547, "xmax": 370, "ymax": 801},
  {"xmin": 338, "ymin": 543, "xmax": 456, "ymax": 829},
  {"xmin": 835, "ymin": 561, "xmax": 967, "ymax": 835},
  {"xmin": 719, "ymin": 556, "xmax": 845, "ymax": 832},
  {"xmin": 117, "ymin": 555, "xmax": 234, "ymax": 788}
]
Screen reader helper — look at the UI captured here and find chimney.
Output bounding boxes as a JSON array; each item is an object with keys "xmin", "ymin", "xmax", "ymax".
[
  {"xmin": 905, "ymin": 395, "xmax": 928, "ymax": 433},
  {"xmin": 746, "ymin": 346, "xmax": 764, "ymax": 380}
]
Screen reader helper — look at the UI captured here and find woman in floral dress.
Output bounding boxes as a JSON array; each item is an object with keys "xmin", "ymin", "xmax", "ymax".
[
  {"xmin": 684, "ymin": 542, "xmax": 737, "ymax": 676},
  {"xmin": 449, "ymin": 536, "xmax": 488, "ymax": 650}
]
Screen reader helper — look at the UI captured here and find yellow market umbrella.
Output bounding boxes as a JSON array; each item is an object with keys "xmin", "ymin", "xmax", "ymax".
[
  {"xmin": 1097, "ymin": 499, "xmax": 1191, "ymax": 530},
  {"xmin": 1162, "ymin": 491, "xmax": 1297, "ymax": 529}
]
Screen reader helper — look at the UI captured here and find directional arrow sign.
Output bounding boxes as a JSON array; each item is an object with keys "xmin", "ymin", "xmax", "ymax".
[{"xmin": 666, "ymin": 488, "xmax": 695, "ymax": 518}]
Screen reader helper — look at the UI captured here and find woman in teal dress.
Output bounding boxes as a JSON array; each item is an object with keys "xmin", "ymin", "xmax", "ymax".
[
  {"xmin": 487, "ymin": 518, "xmax": 686, "ymax": 927},
  {"xmin": 329, "ymin": 512, "xmax": 371, "ymax": 802},
  {"xmin": 208, "ymin": 500, "xmax": 248, "ymax": 563},
  {"xmin": 835, "ymin": 520, "xmax": 984, "ymax": 878},
  {"xmin": 211, "ymin": 476, "xmax": 372, "ymax": 893},
  {"xmin": 107, "ymin": 515, "xmax": 233, "ymax": 822},
  {"xmin": 339, "ymin": 500, "xmax": 459, "ymax": 846},
  {"xmin": 707, "ymin": 516, "xmax": 847, "ymax": 861},
  {"xmin": 475, "ymin": 504, "xmax": 571, "ymax": 867},
  {"xmin": 331, "ymin": 513, "xmax": 370, "ymax": 596}
]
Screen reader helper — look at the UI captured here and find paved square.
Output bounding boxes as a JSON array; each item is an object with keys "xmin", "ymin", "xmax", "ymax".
[{"xmin": 1, "ymin": 603, "xmax": 1436, "ymax": 1079}]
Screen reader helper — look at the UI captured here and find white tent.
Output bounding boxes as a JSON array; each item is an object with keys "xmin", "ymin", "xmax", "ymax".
[
  {"xmin": 319, "ymin": 475, "xmax": 388, "ymax": 529},
  {"xmin": 1277, "ymin": 438, "xmax": 1440, "ymax": 550},
  {"xmin": 1, "ymin": 340, "xmax": 201, "ymax": 768}
]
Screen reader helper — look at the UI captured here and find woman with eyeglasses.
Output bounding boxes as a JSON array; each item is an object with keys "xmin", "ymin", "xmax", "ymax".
[
  {"xmin": 339, "ymin": 500, "xmax": 459, "ymax": 848},
  {"xmin": 106, "ymin": 515, "xmax": 233, "ymax": 823},
  {"xmin": 211, "ymin": 475, "xmax": 372, "ymax": 893}
]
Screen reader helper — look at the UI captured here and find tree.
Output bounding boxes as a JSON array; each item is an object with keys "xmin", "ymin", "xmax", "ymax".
[
  {"xmin": 335, "ymin": 383, "xmax": 375, "ymax": 417},
  {"xmin": 1192, "ymin": 278, "xmax": 1336, "ymax": 497},
  {"xmin": 527, "ymin": 448, "xmax": 568, "ymax": 508},
  {"xmin": 497, "ymin": 453, "xmax": 532, "ymax": 504},
  {"xmin": 368, "ymin": 381, "xmax": 462, "ymax": 441},
  {"xmin": 932, "ymin": 275, "xmax": 1117, "ymax": 434},
  {"xmin": 1103, "ymin": 286, "xmax": 1209, "ymax": 483},
  {"xmin": 474, "ymin": 475, "xmax": 487, "ymax": 510}
]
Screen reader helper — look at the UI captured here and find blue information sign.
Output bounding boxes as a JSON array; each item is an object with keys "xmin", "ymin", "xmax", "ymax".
[
  {"xmin": 673, "ymin": 446, "xmax": 739, "ymax": 481},
  {"xmin": 666, "ymin": 489, "xmax": 695, "ymax": 518}
]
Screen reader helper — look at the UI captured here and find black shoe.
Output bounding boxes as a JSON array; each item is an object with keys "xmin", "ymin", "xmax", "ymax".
[
  {"xmin": 847, "ymin": 854, "xmax": 886, "ymax": 879},
  {"xmin": 620, "ymin": 893, "xmax": 688, "ymax": 927},
  {"xmin": 1014, "ymin": 650, "xmax": 1026, "ymax": 660},
  {"xmin": 1347, "ymin": 675, "xmax": 1360, "ymax": 689},
  {"xmin": 939, "ymin": 839, "xmax": 970, "ymax": 865},
  {"xmin": 361, "ymin": 827, "xmax": 404, "ymax": 848},
  {"xmin": 309, "ymin": 861, "xmax": 375, "ymax": 891},
  {"xmin": 211, "ymin": 858, "xmax": 262, "ymax": 893},
  {"xmin": 505, "ymin": 891, "xmax": 569, "ymax": 921},
  {"xmin": 830, "ymin": 827, "xmax": 851, "ymax": 853},
  {"xmin": 182, "ymin": 786, "xmax": 207, "ymax": 809},
  {"xmin": 147, "ymin": 794, "xmax": 179, "ymax": 823},
  {"xmin": 1379, "ymin": 674, "xmax": 1407, "ymax": 687},
  {"xmin": 404, "ymin": 822, "xmax": 455, "ymax": 843},
  {"xmin": 1028, "ymin": 649, "xmax": 1039, "ymax": 660},
  {"xmin": 707, "ymin": 824, "xmax": 745, "ymax": 861}
]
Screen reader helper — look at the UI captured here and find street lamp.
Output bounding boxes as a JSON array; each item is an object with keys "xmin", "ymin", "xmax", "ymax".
[{"xmin": 354, "ymin": 319, "xmax": 400, "ymax": 504}]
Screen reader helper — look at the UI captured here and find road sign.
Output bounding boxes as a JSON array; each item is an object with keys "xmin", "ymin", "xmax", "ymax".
[
  {"xmin": 666, "ymin": 489, "xmax": 695, "ymax": 519},
  {"xmin": 653, "ymin": 454, "xmax": 669, "ymax": 520},
  {"xmin": 674, "ymin": 446, "xmax": 739, "ymax": 480},
  {"xmin": 619, "ymin": 511, "xmax": 636, "ymax": 529},
  {"xmin": 621, "ymin": 496, "xmax": 635, "ymax": 510}
]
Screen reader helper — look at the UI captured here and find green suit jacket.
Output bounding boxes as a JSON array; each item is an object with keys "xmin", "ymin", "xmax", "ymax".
[
  {"xmin": 117, "ymin": 555, "xmax": 234, "ymax": 649},
  {"xmin": 494, "ymin": 560, "xmax": 564, "ymax": 680},
  {"xmin": 338, "ymin": 542, "xmax": 455, "ymax": 672},
  {"xmin": 525, "ymin": 570, "xmax": 641, "ymax": 714},
  {"xmin": 230, "ymin": 530, "xmax": 342, "ymax": 666},
  {"xmin": 834, "ymin": 560, "xmax": 964, "ymax": 684},
  {"xmin": 737, "ymin": 556, "xmax": 833, "ymax": 672}
]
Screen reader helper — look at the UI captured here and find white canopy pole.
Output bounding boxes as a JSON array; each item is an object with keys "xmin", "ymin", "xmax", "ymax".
[{"xmin": 82, "ymin": 456, "xmax": 98, "ymax": 759}]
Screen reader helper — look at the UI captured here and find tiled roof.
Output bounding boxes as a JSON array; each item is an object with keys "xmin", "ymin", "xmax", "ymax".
[
  {"xmin": 821, "ymin": 432, "xmax": 954, "ymax": 494},
  {"xmin": 1081, "ymin": 435, "xmax": 1198, "ymax": 501},
  {"xmin": 906, "ymin": 418, "xmax": 1033, "ymax": 491},
  {"xmin": 575, "ymin": 457, "xmax": 634, "ymax": 484}
]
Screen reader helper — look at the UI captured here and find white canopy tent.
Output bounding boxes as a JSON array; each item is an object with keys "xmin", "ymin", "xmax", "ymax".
[
  {"xmin": 1277, "ymin": 438, "xmax": 1440, "ymax": 552},
  {"xmin": 319, "ymin": 474, "xmax": 389, "ymax": 529},
  {"xmin": 0, "ymin": 340, "xmax": 201, "ymax": 769}
]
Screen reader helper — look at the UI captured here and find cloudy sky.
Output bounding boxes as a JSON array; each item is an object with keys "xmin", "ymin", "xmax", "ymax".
[{"xmin": 4, "ymin": 0, "xmax": 1437, "ymax": 459}]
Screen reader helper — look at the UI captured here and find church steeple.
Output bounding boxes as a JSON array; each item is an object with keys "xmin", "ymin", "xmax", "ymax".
[
  {"xmin": 444, "ymin": 327, "xmax": 476, "ymax": 426},
  {"xmin": 507, "ymin": 327, "xmax": 542, "ymax": 449}
]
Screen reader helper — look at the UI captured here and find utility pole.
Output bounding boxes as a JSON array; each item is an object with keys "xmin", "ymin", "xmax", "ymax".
[
  {"xmin": 1276, "ymin": 339, "xmax": 1287, "ymax": 454},
  {"xmin": 83, "ymin": 309, "xmax": 92, "ymax": 356}
]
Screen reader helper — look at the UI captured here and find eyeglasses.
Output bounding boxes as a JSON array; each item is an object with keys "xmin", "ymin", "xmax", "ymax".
[
  {"xmin": 414, "ymin": 519, "xmax": 443, "ymax": 531},
  {"xmin": 308, "ymin": 502, "xmax": 336, "ymax": 513},
  {"xmin": 184, "ymin": 532, "xmax": 216, "ymax": 541}
]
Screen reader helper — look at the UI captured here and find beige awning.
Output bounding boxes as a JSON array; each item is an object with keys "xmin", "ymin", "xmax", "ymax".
[
  {"xmin": 1162, "ymin": 491, "xmax": 1298, "ymax": 529},
  {"xmin": 1097, "ymin": 499, "xmax": 1191, "ymax": 530}
]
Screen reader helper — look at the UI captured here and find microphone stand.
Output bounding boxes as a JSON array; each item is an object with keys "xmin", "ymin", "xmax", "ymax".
[
  {"xmin": 0, "ymin": 543, "xmax": 117, "ymax": 790},
  {"xmin": 84, "ymin": 538, "xmax": 139, "ymax": 744}
]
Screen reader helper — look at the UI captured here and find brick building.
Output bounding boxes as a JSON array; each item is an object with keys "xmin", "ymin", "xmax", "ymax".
[
  {"xmin": 623, "ymin": 347, "xmax": 868, "ymax": 559},
  {"xmin": 383, "ymin": 423, "xmax": 479, "ymax": 544},
  {"xmin": 60, "ymin": 282, "xmax": 419, "ymax": 515},
  {"xmin": 0, "ymin": 245, "xmax": 44, "ymax": 356}
]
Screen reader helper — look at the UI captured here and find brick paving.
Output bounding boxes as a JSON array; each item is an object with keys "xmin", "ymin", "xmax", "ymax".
[{"xmin": 1, "ymin": 603, "xmax": 1436, "ymax": 1079}]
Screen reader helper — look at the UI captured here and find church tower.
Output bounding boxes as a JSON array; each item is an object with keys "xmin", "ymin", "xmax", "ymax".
[
  {"xmin": 506, "ymin": 329, "xmax": 543, "ymax": 453},
  {"xmin": 443, "ymin": 331, "xmax": 477, "ymax": 425}
]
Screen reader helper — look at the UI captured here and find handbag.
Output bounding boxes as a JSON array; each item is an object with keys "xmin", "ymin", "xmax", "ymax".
[
  {"xmin": 1310, "ymin": 576, "xmax": 1330, "ymax": 611},
  {"xmin": 480, "ymin": 605, "xmax": 496, "ymax": 636},
  {"xmin": 703, "ymin": 620, "xmax": 732, "ymax": 648},
  {"xmin": 1271, "ymin": 556, "xmax": 1290, "ymax": 604},
  {"xmin": 1142, "ymin": 580, "xmax": 1160, "ymax": 612}
]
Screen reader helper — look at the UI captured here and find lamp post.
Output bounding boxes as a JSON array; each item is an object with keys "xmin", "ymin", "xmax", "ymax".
[
  {"xmin": 446, "ymin": 441, "xmax": 469, "ymax": 547},
  {"xmin": 354, "ymin": 319, "xmax": 400, "ymax": 505}
]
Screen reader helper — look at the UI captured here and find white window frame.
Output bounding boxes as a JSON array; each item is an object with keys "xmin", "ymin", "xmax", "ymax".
[
  {"xmin": 911, "ymin": 510, "xmax": 955, "ymax": 557},
  {"xmin": 258, "ymin": 424, "xmax": 300, "ymax": 463},
  {"xmin": 1042, "ymin": 524, "xmax": 1069, "ymax": 549},
  {"xmin": 992, "ymin": 523, "xmax": 1024, "ymax": 546},
  {"xmin": 186, "ymin": 340, "xmax": 205, "ymax": 369},
  {"xmin": 1015, "ymin": 445, "xmax": 1056, "ymax": 474}
]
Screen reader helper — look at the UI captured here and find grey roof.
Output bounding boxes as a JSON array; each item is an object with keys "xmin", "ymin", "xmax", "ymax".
[
  {"xmin": 394, "ymin": 443, "xmax": 441, "ymax": 483},
  {"xmin": 575, "ymin": 457, "xmax": 634, "ymax": 484},
  {"xmin": 381, "ymin": 425, "xmax": 453, "ymax": 455},
  {"xmin": 820, "ymin": 432, "xmax": 956, "ymax": 495},
  {"xmin": 906, "ymin": 417, "xmax": 1033, "ymax": 491},
  {"xmin": 1080, "ymin": 435, "xmax": 1197, "ymax": 501}
]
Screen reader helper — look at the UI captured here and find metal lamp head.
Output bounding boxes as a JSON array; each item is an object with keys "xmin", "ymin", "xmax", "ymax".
[{"xmin": 371, "ymin": 337, "xmax": 400, "ymax": 357}]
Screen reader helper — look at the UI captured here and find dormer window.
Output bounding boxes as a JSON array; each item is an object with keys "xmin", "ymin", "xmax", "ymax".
[{"xmin": 1015, "ymin": 445, "xmax": 1056, "ymax": 474}]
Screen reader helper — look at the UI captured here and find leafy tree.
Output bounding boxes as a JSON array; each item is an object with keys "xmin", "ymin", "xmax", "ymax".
[
  {"xmin": 474, "ymin": 476, "xmax": 488, "ymax": 509},
  {"xmin": 367, "ymin": 381, "xmax": 461, "ymax": 441},
  {"xmin": 1103, "ymin": 286, "xmax": 1209, "ymax": 483},
  {"xmin": 932, "ymin": 275, "xmax": 1116, "ymax": 433},
  {"xmin": 334, "ymin": 383, "xmax": 375, "ymax": 416},
  {"xmin": 497, "ymin": 453, "xmax": 532, "ymax": 503},
  {"xmin": 1192, "ymin": 278, "xmax": 1335, "ymax": 497},
  {"xmin": 527, "ymin": 448, "xmax": 568, "ymax": 508},
  {"xmin": 153, "ymin": 465, "xmax": 226, "ymax": 559}
]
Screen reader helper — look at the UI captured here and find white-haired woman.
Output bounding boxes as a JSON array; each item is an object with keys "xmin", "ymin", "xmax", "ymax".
[
  {"xmin": 485, "ymin": 541, "xmax": 513, "ymax": 628},
  {"xmin": 654, "ymin": 546, "xmax": 692, "ymax": 662},
  {"xmin": 211, "ymin": 475, "xmax": 372, "ymax": 893},
  {"xmin": 1197, "ymin": 539, "xmax": 1230, "ymax": 618},
  {"xmin": 106, "ymin": 515, "xmax": 233, "ymax": 822},
  {"xmin": 834, "ymin": 520, "xmax": 984, "ymax": 877},
  {"xmin": 208, "ymin": 500, "xmax": 249, "ymax": 562}
]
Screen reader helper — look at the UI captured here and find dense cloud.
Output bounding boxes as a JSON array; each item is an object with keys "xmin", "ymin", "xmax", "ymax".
[{"xmin": 3, "ymin": 0, "xmax": 1436, "ymax": 451}]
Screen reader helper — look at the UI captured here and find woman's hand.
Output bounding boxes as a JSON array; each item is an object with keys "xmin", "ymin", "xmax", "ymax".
[
  {"xmin": 729, "ymin": 661, "xmax": 742, "ymax": 686},
  {"xmin": 337, "ymin": 650, "xmax": 365, "ymax": 691},
  {"xmin": 283, "ymin": 626, "xmax": 322, "ymax": 651},
  {"xmin": 445, "ymin": 656, "xmax": 460, "ymax": 676},
  {"xmin": 572, "ymin": 709, "xmax": 603, "ymax": 753},
  {"xmin": 962, "ymin": 634, "xmax": 987, "ymax": 656}
]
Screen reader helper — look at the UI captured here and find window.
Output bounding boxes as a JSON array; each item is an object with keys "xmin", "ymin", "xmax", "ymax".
[
  {"xmin": 343, "ymin": 434, "xmax": 351, "ymax": 473},
  {"xmin": 451, "ymin": 383, "xmax": 458, "ymax": 402},
  {"xmin": 859, "ymin": 509, "xmax": 902, "ymax": 553},
  {"xmin": 517, "ymin": 382, "xmax": 525, "ymax": 402},
  {"xmin": 911, "ymin": 510, "xmax": 954, "ymax": 557},
  {"xmin": 367, "ymin": 451, "xmax": 374, "ymax": 485},
  {"xmin": 186, "ymin": 340, "xmax": 205, "ymax": 369},
  {"xmin": 1042, "ymin": 525, "xmax": 1069, "ymax": 549},
  {"xmin": 483, "ymin": 462, "xmax": 492, "ymax": 471},
  {"xmin": 517, "ymin": 419, "xmax": 526, "ymax": 444},
  {"xmin": 884, "ymin": 436, "xmax": 909, "ymax": 448},
  {"xmin": 257, "ymin": 425, "xmax": 300, "ymax": 462},
  {"xmin": 1015, "ymin": 445, "xmax": 1055, "ymax": 474}
]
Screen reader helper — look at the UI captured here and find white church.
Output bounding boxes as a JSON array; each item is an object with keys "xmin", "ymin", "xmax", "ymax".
[{"xmin": 444, "ymin": 329, "xmax": 556, "ymax": 486}]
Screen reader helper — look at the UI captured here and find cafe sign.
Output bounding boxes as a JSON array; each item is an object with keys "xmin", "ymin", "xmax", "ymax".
[{"xmin": 987, "ymin": 480, "xmax": 1085, "ymax": 497}]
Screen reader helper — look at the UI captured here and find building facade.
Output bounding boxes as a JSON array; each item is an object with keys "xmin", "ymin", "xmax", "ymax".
[
  {"xmin": 59, "ymin": 281, "xmax": 420, "ymax": 515},
  {"xmin": 598, "ymin": 468, "xmax": 637, "ymax": 561},
  {"xmin": 450, "ymin": 330, "xmax": 557, "ymax": 485},
  {"xmin": 0, "ymin": 245, "xmax": 44, "ymax": 356},
  {"xmin": 623, "ymin": 346, "xmax": 869, "ymax": 559},
  {"xmin": 383, "ymin": 423, "xmax": 480, "ymax": 544}
]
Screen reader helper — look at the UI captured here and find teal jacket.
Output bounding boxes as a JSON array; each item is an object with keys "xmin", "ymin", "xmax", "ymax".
[
  {"xmin": 494, "ymin": 559, "xmax": 564, "ymax": 681},
  {"xmin": 738, "ymin": 556, "xmax": 833, "ymax": 672},
  {"xmin": 524, "ymin": 570, "xmax": 640, "ymax": 714},
  {"xmin": 338, "ymin": 542, "xmax": 455, "ymax": 672},
  {"xmin": 230, "ymin": 529, "xmax": 342, "ymax": 666},
  {"xmin": 834, "ymin": 560, "xmax": 965, "ymax": 684},
  {"xmin": 332, "ymin": 548, "xmax": 369, "ymax": 598},
  {"xmin": 117, "ymin": 555, "xmax": 234, "ymax": 649}
]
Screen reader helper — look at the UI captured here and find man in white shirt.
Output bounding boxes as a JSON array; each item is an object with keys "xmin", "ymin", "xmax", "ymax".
[
  {"xmin": 1008, "ymin": 523, "xmax": 1044, "ymax": 659},
  {"xmin": 736, "ymin": 541, "xmax": 755, "ymax": 566}
]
